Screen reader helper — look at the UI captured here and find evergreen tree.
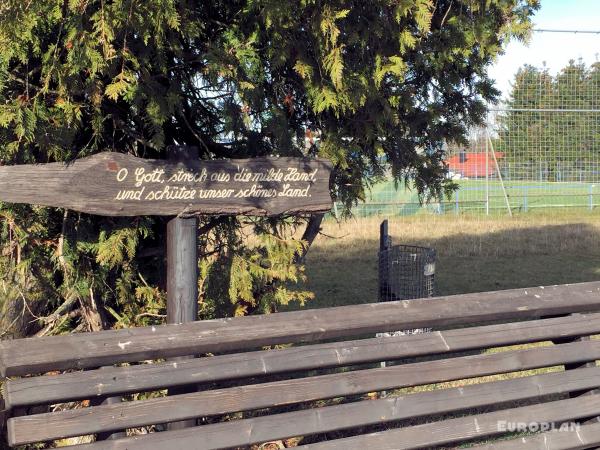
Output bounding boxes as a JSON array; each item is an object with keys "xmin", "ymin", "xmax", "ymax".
[
  {"xmin": 553, "ymin": 60, "xmax": 588, "ymax": 180},
  {"xmin": 498, "ymin": 65, "xmax": 554, "ymax": 179},
  {"xmin": 580, "ymin": 62, "xmax": 600, "ymax": 176},
  {"xmin": 498, "ymin": 59, "xmax": 599, "ymax": 182},
  {"xmin": 0, "ymin": 0, "xmax": 538, "ymax": 336}
]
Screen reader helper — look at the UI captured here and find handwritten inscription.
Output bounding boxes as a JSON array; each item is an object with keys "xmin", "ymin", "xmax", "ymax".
[
  {"xmin": 0, "ymin": 152, "xmax": 332, "ymax": 216},
  {"xmin": 114, "ymin": 166, "xmax": 319, "ymax": 202}
]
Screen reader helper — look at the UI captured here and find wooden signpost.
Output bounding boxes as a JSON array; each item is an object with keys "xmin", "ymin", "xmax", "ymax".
[
  {"xmin": 0, "ymin": 151, "xmax": 333, "ymax": 217},
  {"xmin": 0, "ymin": 146, "xmax": 333, "ymax": 433}
]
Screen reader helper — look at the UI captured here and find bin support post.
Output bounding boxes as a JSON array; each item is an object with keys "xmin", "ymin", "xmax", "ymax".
[{"xmin": 379, "ymin": 219, "xmax": 390, "ymax": 251}]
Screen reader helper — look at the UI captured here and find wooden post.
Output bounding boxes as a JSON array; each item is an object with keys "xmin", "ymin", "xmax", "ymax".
[
  {"xmin": 166, "ymin": 145, "xmax": 199, "ymax": 431},
  {"xmin": 166, "ymin": 217, "xmax": 198, "ymax": 324}
]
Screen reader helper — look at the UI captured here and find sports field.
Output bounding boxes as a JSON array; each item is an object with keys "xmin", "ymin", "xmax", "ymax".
[{"xmin": 351, "ymin": 179, "xmax": 600, "ymax": 216}]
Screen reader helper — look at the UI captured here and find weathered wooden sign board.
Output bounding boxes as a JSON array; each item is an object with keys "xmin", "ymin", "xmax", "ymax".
[{"xmin": 0, "ymin": 152, "xmax": 333, "ymax": 216}]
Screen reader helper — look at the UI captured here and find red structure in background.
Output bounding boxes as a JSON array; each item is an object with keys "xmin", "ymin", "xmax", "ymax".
[{"xmin": 446, "ymin": 151, "xmax": 504, "ymax": 178}]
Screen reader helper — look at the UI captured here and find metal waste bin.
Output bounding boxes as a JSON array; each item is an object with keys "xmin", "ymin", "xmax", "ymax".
[
  {"xmin": 379, "ymin": 243, "xmax": 436, "ymax": 301},
  {"xmin": 378, "ymin": 220, "xmax": 436, "ymax": 302},
  {"xmin": 378, "ymin": 219, "xmax": 436, "ymax": 341}
]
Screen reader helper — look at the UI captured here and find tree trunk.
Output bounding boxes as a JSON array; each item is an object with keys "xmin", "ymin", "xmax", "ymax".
[{"xmin": 295, "ymin": 213, "xmax": 324, "ymax": 264}]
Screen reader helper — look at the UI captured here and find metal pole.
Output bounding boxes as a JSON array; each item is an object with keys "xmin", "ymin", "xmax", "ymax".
[
  {"xmin": 378, "ymin": 219, "xmax": 390, "ymax": 394},
  {"xmin": 166, "ymin": 145, "xmax": 199, "ymax": 431},
  {"xmin": 487, "ymin": 135, "xmax": 512, "ymax": 217},
  {"xmin": 455, "ymin": 190, "xmax": 459, "ymax": 215},
  {"xmin": 379, "ymin": 219, "xmax": 390, "ymax": 252}
]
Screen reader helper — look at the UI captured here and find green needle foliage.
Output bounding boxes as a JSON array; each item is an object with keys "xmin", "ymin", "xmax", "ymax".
[{"xmin": 0, "ymin": 0, "xmax": 537, "ymax": 336}]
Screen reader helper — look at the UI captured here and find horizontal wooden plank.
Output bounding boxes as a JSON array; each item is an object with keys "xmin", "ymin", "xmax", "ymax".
[
  {"xmin": 68, "ymin": 365, "xmax": 600, "ymax": 450},
  {"xmin": 8, "ymin": 339, "xmax": 600, "ymax": 445},
  {"xmin": 469, "ymin": 421, "xmax": 600, "ymax": 449},
  {"xmin": 7, "ymin": 312, "xmax": 600, "ymax": 408},
  {"xmin": 3, "ymin": 282, "xmax": 600, "ymax": 377},
  {"xmin": 0, "ymin": 152, "xmax": 333, "ymax": 216},
  {"xmin": 296, "ymin": 394, "xmax": 600, "ymax": 449}
]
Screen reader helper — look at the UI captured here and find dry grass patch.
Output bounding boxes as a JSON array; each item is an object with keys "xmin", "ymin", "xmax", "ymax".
[{"xmin": 290, "ymin": 211, "xmax": 600, "ymax": 309}]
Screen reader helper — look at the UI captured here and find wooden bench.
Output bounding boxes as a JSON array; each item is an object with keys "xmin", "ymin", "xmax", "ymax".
[{"xmin": 4, "ymin": 281, "xmax": 600, "ymax": 449}]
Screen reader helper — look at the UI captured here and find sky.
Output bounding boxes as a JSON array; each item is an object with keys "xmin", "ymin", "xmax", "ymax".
[{"xmin": 489, "ymin": 0, "xmax": 600, "ymax": 100}]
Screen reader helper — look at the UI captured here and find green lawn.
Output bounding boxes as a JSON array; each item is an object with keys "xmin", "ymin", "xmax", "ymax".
[{"xmin": 355, "ymin": 179, "xmax": 600, "ymax": 216}]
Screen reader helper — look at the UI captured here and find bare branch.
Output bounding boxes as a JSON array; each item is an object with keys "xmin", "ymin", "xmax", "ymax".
[{"xmin": 134, "ymin": 312, "xmax": 167, "ymax": 321}]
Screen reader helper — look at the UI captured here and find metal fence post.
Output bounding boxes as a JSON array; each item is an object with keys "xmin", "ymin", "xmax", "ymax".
[{"xmin": 454, "ymin": 190, "xmax": 459, "ymax": 215}]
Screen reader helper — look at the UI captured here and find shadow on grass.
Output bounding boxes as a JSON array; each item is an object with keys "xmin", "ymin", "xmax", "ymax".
[{"xmin": 287, "ymin": 222, "xmax": 600, "ymax": 310}]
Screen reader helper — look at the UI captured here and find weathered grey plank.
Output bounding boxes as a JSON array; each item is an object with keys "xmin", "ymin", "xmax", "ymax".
[
  {"xmin": 469, "ymin": 421, "xmax": 600, "ymax": 449},
  {"xmin": 3, "ymin": 282, "xmax": 600, "ymax": 377},
  {"xmin": 0, "ymin": 152, "xmax": 333, "ymax": 216},
  {"xmin": 295, "ymin": 394, "xmax": 600, "ymax": 449},
  {"xmin": 8, "ymin": 339, "xmax": 600, "ymax": 445},
  {"xmin": 95, "ymin": 395, "xmax": 126, "ymax": 441},
  {"xmin": 66, "ymin": 366, "xmax": 600, "ymax": 450},
  {"xmin": 7, "ymin": 312, "xmax": 600, "ymax": 408}
]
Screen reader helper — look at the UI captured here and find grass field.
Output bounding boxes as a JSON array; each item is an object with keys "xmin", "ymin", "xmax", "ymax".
[{"xmin": 290, "ymin": 210, "xmax": 600, "ymax": 309}]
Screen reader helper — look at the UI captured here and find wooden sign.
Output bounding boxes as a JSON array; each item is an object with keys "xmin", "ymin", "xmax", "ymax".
[{"xmin": 0, "ymin": 152, "xmax": 333, "ymax": 216}]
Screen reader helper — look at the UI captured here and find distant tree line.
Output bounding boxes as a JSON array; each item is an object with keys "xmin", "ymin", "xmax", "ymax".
[{"xmin": 496, "ymin": 60, "xmax": 600, "ymax": 182}]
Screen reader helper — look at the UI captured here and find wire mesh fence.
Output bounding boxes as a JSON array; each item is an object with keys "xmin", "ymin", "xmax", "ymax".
[{"xmin": 342, "ymin": 39, "xmax": 600, "ymax": 217}]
